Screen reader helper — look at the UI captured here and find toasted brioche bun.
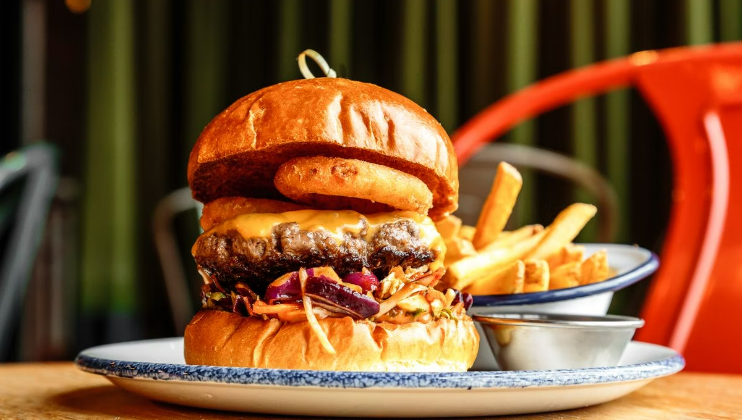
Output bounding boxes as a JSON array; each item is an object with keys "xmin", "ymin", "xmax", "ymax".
[
  {"xmin": 184, "ymin": 310, "xmax": 479, "ymax": 372},
  {"xmin": 187, "ymin": 78, "xmax": 458, "ymax": 220}
]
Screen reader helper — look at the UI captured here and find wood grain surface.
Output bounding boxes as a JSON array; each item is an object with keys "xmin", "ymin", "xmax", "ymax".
[{"xmin": 1, "ymin": 362, "xmax": 740, "ymax": 419}]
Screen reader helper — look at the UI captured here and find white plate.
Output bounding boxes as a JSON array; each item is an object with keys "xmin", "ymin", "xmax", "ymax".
[{"xmin": 76, "ymin": 338, "xmax": 683, "ymax": 417}]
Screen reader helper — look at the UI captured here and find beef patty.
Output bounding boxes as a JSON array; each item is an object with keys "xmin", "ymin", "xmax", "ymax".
[{"xmin": 193, "ymin": 219, "xmax": 437, "ymax": 295}]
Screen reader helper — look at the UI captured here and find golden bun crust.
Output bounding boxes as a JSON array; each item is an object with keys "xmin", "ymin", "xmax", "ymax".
[
  {"xmin": 184, "ymin": 310, "xmax": 479, "ymax": 372},
  {"xmin": 187, "ymin": 78, "xmax": 458, "ymax": 220}
]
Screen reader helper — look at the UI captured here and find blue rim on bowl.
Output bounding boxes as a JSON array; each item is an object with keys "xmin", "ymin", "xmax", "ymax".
[{"xmin": 472, "ymin": 244, "xmax": 659, "ymax": 307}]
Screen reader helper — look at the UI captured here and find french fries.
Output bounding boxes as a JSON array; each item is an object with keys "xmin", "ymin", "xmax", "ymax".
[
  {"xmin": 444, "ymin": 235, "xmax": 476, "ymax": 265},
  {"xmin": 580, "ymin": 250, "xmax": 609, "ymax": 285},
  {"xmin": 490, "ymin": 224, "xmax": 544, "ymax": 248},
  {"xmin": 459, "ymin": 225, "xmax": 476, "ymax": 242},
  {"xmin": 445, "ymin": 230, "xmax": 545, "ymax": 291},
  {"xmin": 435, "ymin": 161, "xmax": 612, "ymax": 296},
  {"xmin": 435, "ymin": 215, "xmax": 462, "ymax": 240},
  {"xmin": 549, "ymin": 261, "xmax": 581, "ymax": 290},
  {"xmin": 472, "ymin": 162, "xmax": 522, "ymax": 250},
  {"xmin": 464, "ymin": 260, "xmax": 524, "ymax": 295},
  {"xmin": 525, "ymin": 203, "xmax": 597, "ymax": 260},
  {"xmin": 523, "ymin": 260, "xmax": 549, "ymax": 293},
  {"xmin": 546, "ymin": 243, "xmax": 585, "ymax": 270},
  {"xmin": 437, "ymin": 216, "xmax": 477, "ymax": 265}
]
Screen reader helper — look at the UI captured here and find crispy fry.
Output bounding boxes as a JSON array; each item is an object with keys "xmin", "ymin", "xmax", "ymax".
[
  {"xmin": 523, "ymin": 259, "xmax": 549, "ymax": 293},
  {"xmin": 546, "ymin": 243, "xmax": 585, "ymax": 270},
  {"xmin": 580, "ymin": 249, "xmax": 609, "ymax": 285},
  {"xmin": 443, "ymin": 238, "xmax": 476, "ymax": 265},
  {"xmin": 445, "ymin": 230, "xmax": 545, "ymax": 290},
  {"xmin": 490, "ymin": 224, "xmax": 544, "ymax": 249},
  {"xmin": 435, "ymin": 161, "xmax": 610, "ymax": 296},
  {"xmin": 549, "ymin": 261, "xmax": 581, "ymax": 290},
  {"xmin": 464, "ymin": 260, "xmax": 524, "ymax": 295},
  {"xmin": 496, "ymin": 231, "xmax": 512, "ymax": 240},
  {"xmin": 563, "ymin": 243, "xmax": 586, "ymax": 265},
  {"xmin": 459, "ymin": 225, "xmax": 476, "ymax": 242},
  {"xmin": 435, "ymin": 215, "xmax": 462, "ymax": 240},
  {"xmin": 472, "ymin": 162, "xmax": 523, "ymax": 250},
  {"xmin": 437, "ymin": 216, "xmax": 476, "ymax": 265},
  {"xmin": 525, "ymin": 203, "xmax": 597, "ymax": 260}
]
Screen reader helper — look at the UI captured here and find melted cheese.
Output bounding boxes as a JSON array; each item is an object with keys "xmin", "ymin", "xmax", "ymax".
[{"xmin": 201, "ymin": 209, "xmax": 446, "ymax": 269}]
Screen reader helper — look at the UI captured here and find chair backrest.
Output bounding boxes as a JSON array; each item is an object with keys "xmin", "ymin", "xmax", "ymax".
[
  {"xmin": 0, "ymin": 144, "xmax": 58, "ymax": 360},
  {"xmin": 451, "ymin": 42, "xmax": 742, "ymax": 373},
  {"xmin": 152, "ymin": 187, "xmax": 202, "ymax": 334}
]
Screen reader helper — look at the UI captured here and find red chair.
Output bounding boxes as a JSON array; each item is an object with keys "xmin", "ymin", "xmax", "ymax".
[{"xmin": 452, "ymin": 43, "xmax": 742, "ymax": 373}]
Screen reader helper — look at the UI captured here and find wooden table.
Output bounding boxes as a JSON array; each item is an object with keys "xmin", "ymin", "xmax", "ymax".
[{"xmin": 1, "ymin": 363, "xmax": 741, "ymax": 419}]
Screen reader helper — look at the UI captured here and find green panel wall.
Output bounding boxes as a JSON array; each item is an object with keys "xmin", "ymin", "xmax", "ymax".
[
  {"xmin": 507, "ymin": 0, "xmax": 538, "ymax": 226},
  {"xmin": 185, "ymin": 0, "xmax": 228, "ymax": 149},
  {"xmin": 329, "ymin": 0, "xmax": 352, "ymax": 74},
  {"xmin": 720, "ymin": 0, "xmax": 742, "ymax": 41},
  {"xmin": 401, "ymin": 0, "xmax": 428, "ymax": 107},
  {"xmin": 570, "ymin": 0, "xmax": 597, "ymax": 242},
  {"xmin": 278, "ymin": 0, "xmax": 302, "ymax": 81},
  {"xmin": 82, "ymin": 0, "xmax": 137, "ymax": 317},
  {"xmin": 436, "ymin": 0, "xmax": 459, "ymax": 133},
  {"xmin": 686, "ymin": 0, "xmax": 713, "ymax": 45},
  {"xmin": 604, "ymin": 0, "xmax": 630, "ymax": 243}
]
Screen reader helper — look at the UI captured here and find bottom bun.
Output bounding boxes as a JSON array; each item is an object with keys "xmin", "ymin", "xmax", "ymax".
[{"xmin": 184, "ymin": 310, "xmax": 480, "ymax": 372}]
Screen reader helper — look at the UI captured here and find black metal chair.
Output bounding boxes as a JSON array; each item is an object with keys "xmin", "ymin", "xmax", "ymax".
[{"xmin": 152, "ymin": 187, "xmax": 201, "ymax": 334}]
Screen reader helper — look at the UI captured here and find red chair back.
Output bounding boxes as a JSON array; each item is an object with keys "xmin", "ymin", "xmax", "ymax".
[{"xmin": 452, "ymin": 43, "xmax": 742, "ymax": 373}]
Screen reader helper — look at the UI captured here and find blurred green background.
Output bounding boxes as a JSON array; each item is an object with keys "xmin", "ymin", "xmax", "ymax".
[{"xmin": 1, "ymin": 0, "xmax": 740, "ymax": 361}]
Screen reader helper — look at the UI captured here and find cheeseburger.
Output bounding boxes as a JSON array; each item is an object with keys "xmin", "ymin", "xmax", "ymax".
[{"xmin": 184, "ymin": 77, "xmax": 479, "ymax": 371}]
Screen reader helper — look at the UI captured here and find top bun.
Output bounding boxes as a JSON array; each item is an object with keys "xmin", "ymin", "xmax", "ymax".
[{"xmin": 187, "ymin": 78, "xmax": 458, "ymax": 219}]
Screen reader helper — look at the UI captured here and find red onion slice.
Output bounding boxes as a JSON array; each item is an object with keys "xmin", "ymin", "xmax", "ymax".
[
  {"xmin": 452, "ymin": 290, "xmax": 474, "ymax": 310},
  {"xmin": 305, "ymin": 275, "xmax": 380, "ymax": 319},
  {"xmin": 342, "ymin": 270, "xmax": 379, "ymax": 293},
  {"xmin": 264, "ymin": 271, "xmax": 302, "ymax": 304}
]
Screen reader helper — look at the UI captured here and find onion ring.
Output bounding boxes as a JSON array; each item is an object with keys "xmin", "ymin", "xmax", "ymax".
[
  {"xmin": 200, "ymin": 197, "xmax": 308, "ymax": 231},
  {"xmin": 273, "ymin": 157, "xmax": 434, "ymax": 214}
]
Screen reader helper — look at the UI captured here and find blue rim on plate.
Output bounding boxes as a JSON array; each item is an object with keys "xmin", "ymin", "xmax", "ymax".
[
  {"xmin": 75, "ymin": 340, "xmax": 683, "ymax": 389},
  {"xmin": 472, "ymin": 244, "xmax": 659, "ymax": 307}
]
